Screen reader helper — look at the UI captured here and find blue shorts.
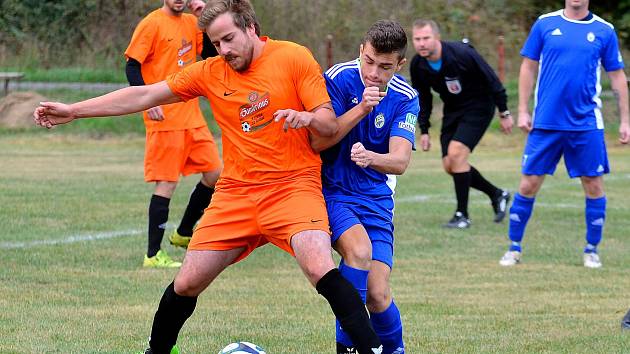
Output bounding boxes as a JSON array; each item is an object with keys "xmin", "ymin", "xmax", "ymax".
[
  {"xmin": 522, "ymin": 129, "xmax": 609, "ymax": 178},
  {"xmin": 326, "ymin": 196, "xmax": 395, "ymax": 268}
]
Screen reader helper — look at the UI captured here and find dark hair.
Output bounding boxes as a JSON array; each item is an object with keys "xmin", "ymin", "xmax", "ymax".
[
  {"xmin": 362, "ymin": 20, "xmax": 408, "ymax": 60},
  {"xmin": 198, "ymin": 0, "xmax": 260, "ymax": 36},
  {"xmin": 412, "ymin": 19, "xmax": 440, "ymax": 36}
]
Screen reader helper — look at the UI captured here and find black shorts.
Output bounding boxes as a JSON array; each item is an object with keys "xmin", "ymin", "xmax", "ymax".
[{"xmin": 440, "ymin": 104, "xmax": 494, "ymax": 157}]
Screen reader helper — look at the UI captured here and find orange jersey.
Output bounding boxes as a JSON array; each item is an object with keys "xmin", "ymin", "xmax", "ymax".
[
  {"xmin": 166, "ymin": 37, "xmax": 331, "ymax": 185},
  {"xmin": 125, "ymin": 9, "xmax": 206, "ymax": 132}
]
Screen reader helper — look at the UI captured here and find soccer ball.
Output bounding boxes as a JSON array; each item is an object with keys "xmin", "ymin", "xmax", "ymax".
[{"xmin": 218, "ymin": 341, "xmax": 266, "ymax": 354}]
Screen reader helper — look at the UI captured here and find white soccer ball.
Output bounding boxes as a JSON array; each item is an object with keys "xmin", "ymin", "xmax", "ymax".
[{"xmin": 218, "ymin": 341, "xmax": 266, "ymax": 354}]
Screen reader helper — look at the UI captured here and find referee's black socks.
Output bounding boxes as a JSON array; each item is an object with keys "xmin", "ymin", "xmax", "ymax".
[
  {"xmin": 469, "ymin": 166, "xmax": 500, "ymax": 198},
  {"xmin": 452, "ymin": 171, "xmax": 471, "ymax": 217},
  {"xmin": 316, "ymin": 269, "xmax": 382, "ymax": 354}
]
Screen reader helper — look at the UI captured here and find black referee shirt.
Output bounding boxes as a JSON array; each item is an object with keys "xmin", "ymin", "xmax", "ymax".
[{"xmin": 410, "ymin": 41, "xmax": 508, "ymax": 134}]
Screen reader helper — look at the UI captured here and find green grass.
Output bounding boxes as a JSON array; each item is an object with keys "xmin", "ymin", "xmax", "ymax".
[
  {"xmin": 0, "ymin": 67, "xmax": 127, "ymax": 83},
  {"xmin": 1, "ymin": 132, "xmax": 629, "ymax": 353}
]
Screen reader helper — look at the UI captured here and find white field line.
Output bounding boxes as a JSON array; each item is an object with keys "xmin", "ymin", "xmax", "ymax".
[{"xmin": 0, "ymin": 229, "xmax": 144, "ymax": 250}]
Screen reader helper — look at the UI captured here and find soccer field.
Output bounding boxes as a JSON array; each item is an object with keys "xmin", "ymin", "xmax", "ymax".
[{"xmin": 1, "ymin": 132, "xmax": 629, "ymax": 353}]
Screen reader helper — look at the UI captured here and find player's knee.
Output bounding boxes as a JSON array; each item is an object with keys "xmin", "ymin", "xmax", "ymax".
[
  {"xmin": 343, "ymin": 246, "xmax": 372, "ymax": 270},
  {"xmin": 173, "ymin": 275, "xmax": 205, "ymax": 297},
  {"xmin": 366, "ymin": 286, "xmax": 391, "ymax": 313}
]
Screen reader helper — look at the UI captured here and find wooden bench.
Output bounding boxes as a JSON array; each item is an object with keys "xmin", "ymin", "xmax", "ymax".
[{"xmin": 0, "ymin": 72, "xmax": 25, "ymax": 96}]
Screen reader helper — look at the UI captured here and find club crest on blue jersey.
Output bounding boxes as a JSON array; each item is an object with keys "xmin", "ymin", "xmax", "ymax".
[
  {"xmin": 587, "ymin": 32, "xmax": 595, "ymax": 42},
  {"xmin": 374, "ymin": 113, "xmax": 385, "ymax": 128},
  {"xmin": 445, "ymin": 77, "xmax": 462, "ymax": 94}
]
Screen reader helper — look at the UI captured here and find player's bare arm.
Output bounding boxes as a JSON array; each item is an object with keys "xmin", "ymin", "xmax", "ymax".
[
  {"xmin": 310, "ymin": 86, "xmax": 386, "ymax": 152},
  {"xmin": 608, "ymin": 69, "xmax": 630, "ymax": 144},
  {"xmin": 273, "ymin": 102, "xmax": 338, "ymax": 137},
  {"xmin": 350, "ymin": 136, "xmax": 413, "ymax": 175},
  {"xmin": 517, "ymin": 57, "xmax": 539, "ymax": 133},
  {"xmin": 34, "ymin": 82, "xmax": 181, "ymax": 129}
]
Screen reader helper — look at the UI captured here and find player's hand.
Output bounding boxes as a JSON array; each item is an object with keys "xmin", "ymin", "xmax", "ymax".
[
  {"xmin": 350, "ymin": 142, "xmax": 373, "ymax": 168},
  {"xmin": 358, "ymin": 86, "xmax": 386, "ymax": 113},
  {"xmin": 33, "ymin": 102, "xmax": 76, "ymax": 129},
  {"xmin": 273, "ymin": 109, "xmax": 313, "ymax": 131},
  {"xmin": 187, "ymin": 0, "xmax": 205, "ymax": 17},
  {"xmin": 146, "ymin": 106, "xmax": 165, "ymax": 121},
  {"xmin": 420, "ymin": 134, "xmax": 431, "ymax": 151},
  {"xmin": 499, "ymin": 114, "xmax": 514, "ymax": 134},
  {"xmin": 517, "ymin": 111, "xmax": 532, "ymax": 133},
  {"xmin": 620, "ymin": 121, "xmax": 630, "ymax": 144}
]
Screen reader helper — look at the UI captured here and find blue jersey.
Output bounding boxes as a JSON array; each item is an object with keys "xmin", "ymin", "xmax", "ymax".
[
  {"xmin": 521, "ymin": 10, "xmax": 624, "ymax": 131},
  {"xmin": 321, "ymin": 59, "xmax": 419, "ymax": 200}
]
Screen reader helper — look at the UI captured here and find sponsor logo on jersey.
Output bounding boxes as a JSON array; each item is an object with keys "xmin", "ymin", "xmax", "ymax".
[
  {"xmin": 405, "ymin": 113, "xmax": 417, "ymax": 126},
  {"xmin": 445, "ymin": 77, "xmax": 462, "ymax": 94},
  {"xmin": 239, "ymin": 91, "xmax": 271, "ymax": 133},
  {"xmin": 375, "ymin": 113, "xmax": 385, "ymax": 128},
  {"xmin": 352, "ymin": 97, "xmax": 359, "ymax": 104},
  {"xmin": 551, "ymin": 28, "xmax": 562, "ymax": 36},
  {"xmin": 398, "ymin": 121, "xmax": 416, "ymax": 133},
  {"xmin": 587, "ymin": 32, "xmax": 595, "ymax": 42},
  {"xmin": 178, "ymin": 39, "xmax": 193, "ymax": 57}
]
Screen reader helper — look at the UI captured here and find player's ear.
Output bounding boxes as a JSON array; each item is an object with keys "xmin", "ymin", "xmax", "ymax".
[
  {"xmin": 359, "ymin": 43, "xmax": 364, "ymax": 57},
  {"xmin": 396, "ymin": 57, "xmax": 407, "ymax": 72}
]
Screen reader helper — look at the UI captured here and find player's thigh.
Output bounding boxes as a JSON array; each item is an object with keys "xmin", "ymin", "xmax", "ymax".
[
  {"xmin": 521, "ymin": 129, "xmax": 564, "ymax": 176},
  {"xmin": 291, "ymin": 230, "xmax": 336, "ymax": 286},
  {"xmin": 189, "ymin": 185, "xmax": 266, "ymax": 265},
  {"xmin": 334, "ymin": 224, "xmax": 372, "ymax": 268},
  {"xmin": 564, "ymin": 130, "xmax": 609, "ymax": 178},
  {"xmin": 144, "ymin": 130, "xmax": 187, "ymax": 182},
  {"xmin": 174, "ymin": 248, "xmax": 244, "ymax": 296},
  {"xmin": 181, "ymin": 126, "xmax": 222, "ymax": 178}
]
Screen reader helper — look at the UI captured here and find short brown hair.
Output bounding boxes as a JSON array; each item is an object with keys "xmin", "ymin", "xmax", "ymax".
[
  {"xmin": 362, "ymin": 20, "xmax": 408, "ymax": 60},
  {"xmin": 412, "ymin": 19, "xmax": 440, "ymax": 36},
  {"xmin": 198, "ymin": 0, "xmax": 260, "ymax": 35}
]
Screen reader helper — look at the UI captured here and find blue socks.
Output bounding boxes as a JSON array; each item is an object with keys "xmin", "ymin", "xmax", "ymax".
[
  {"xmin": 507, "ymin": 193, "xmax": 535, "ymax": 252},
  {"xmin": 584, "ymin": 196, "xmax": 606, "ymax": 253},
  {"xmin": 371, "ymin": 301, "xmax": 405, "ymax": 354},
  {"xmin": 336, "ymin": 260, "xmax": 369, "ymax": 347}
]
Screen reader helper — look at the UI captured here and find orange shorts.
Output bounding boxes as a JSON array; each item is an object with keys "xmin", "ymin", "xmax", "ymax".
[
  {"xmin": 144, "ymin": 126, "xmax": 221, "ymax": 182},
  {"xmin": 189, "ymin": 171, "xmax": 330, "ymax": 264}
]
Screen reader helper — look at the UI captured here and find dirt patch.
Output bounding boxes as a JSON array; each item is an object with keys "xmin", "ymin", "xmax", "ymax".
[{"xmin": 0, "ymin": 91, "xmax": 47, "ymax": 128}]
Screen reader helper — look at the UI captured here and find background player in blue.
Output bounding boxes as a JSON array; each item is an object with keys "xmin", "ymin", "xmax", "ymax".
[
  {"xmin": 499, "ymin": 0, "xmax": 629, "ymax": 268},
  {"xmin": 310, "ymin": 20, "xmax": 418, "ymax": 354}
]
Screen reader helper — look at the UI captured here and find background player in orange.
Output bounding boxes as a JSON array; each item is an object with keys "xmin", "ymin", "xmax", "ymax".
[
  {"xmin": 34, "ymin": 0, "xmax": 384, "ymax": 352},
  {"xmin": 125, "ymin": 0, "xmax": 222, "ymax": 268}
]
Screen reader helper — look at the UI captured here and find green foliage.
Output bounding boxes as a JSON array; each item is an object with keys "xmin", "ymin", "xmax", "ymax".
[{"xmin": 0, "ymin": 1, "xmax": 627, "ymax": 77}]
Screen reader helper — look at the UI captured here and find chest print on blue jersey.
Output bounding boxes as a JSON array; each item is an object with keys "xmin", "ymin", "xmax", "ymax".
[
  {"xmin": 445, "ymin": 77, "xmax": 462, "ymax": 94},
  {"xmin": 351, "ymin": 97, "xmax": 359, "ymax": 105},
  {"xmin": 587, "ymin": 32, "xmax": 595, "ymax": 42},
  {"xmin": 374, "ymin": 112, "xmax": 385, "ymax": 129}
]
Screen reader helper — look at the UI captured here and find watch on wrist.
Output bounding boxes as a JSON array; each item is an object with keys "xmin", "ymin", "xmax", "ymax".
[{"xmin": 500, "ymin": 110, "xmax": 511, "ymax": 119}]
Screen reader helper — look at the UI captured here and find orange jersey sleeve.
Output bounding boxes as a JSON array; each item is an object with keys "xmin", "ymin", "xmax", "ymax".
[
  {"xmin": 290, "ymin": 45, "xmax": 331, "ymax": 111},
  {"xmin": 124, "ymin": 10, "xmax": 206, "ymax": 132}
]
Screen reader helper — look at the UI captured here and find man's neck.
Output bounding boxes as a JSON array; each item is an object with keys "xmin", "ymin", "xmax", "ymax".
[
  {"xmin": 564, "ymin": 6, "xmax": 589, "ymax": 20},
  {"xmin": 251, "ymin": 37, "xmax": 267, "ymax": 63},
  {"xmin": 428, "ymin": 41, "xmax": 442, "ymax": 62}
]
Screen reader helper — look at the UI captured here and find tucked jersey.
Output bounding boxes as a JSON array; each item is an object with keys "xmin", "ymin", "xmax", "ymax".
[
  {"xmin": 521, "ymin": 10, "xmax": 625, "ymax": 131},
  {"xmin": 322, "ymin": 59, "xmax": 419, "ymax": 199},
  {"xmin": 166, "ymin": 37, "xmax": 330, "ymax": 186},
  {"xmin": 125, "ymin": 9, "xmax": 206, "ymax": 132}
]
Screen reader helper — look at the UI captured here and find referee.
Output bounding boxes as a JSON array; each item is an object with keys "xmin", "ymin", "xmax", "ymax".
[{"xmin": 410, "ymin": 19, "xmax": 513, "ymax": 229}]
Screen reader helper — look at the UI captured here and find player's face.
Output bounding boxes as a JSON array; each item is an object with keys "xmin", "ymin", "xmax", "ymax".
[
  {"xmin": 164, "ymin": 0, "xmax": 186, "ymax": 14},
  {"xmin": 359, "ymin": 42, "xmax": 405, "ymax": 91},
  {"xmin": 412, "ymin": 25, "xmax": 439, "ymax": 58},
  {"xmin": 566, "ymin": 0, "xmax": 589, "ymax": 10},
  {"xmin": 206, "ymin": 13, "xmax": 257, "ymax": 72}
]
